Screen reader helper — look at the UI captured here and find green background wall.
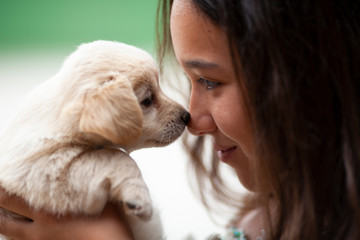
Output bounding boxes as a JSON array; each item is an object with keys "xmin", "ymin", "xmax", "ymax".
[{"xmin": 0, "ymin": 0, "xmax": 158, "ymax": 53}]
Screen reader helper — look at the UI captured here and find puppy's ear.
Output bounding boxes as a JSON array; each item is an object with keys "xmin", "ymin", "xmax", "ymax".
[{"xmin": 79, "ymin": 76, "xmax": 143, "ymax": 145}]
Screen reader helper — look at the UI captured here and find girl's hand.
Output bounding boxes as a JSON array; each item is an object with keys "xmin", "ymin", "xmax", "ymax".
[{"xmin": 0, "ymin": 188, "xmax": 134, "ymax": 240}]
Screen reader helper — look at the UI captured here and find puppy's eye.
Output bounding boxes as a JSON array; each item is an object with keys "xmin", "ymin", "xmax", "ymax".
[{"xmin": 141, "ymin": 95, "xmax": 153, "ymax": 107}]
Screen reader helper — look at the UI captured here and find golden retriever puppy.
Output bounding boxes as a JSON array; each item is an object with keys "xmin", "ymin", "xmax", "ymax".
[{"xmin": 0, "ymin": 40, "xmax": 190, "ymax": 240}]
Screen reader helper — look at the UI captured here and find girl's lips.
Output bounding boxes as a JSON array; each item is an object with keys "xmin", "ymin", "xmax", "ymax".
[{"xmin": 215, "ymin": 146, "xmax": 237, "ymax": 162}]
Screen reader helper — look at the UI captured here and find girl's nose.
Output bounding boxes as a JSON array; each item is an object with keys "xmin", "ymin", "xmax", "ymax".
[{"xmin": 187, "ymin": 92, "xmax": 216, "ymax": 136}]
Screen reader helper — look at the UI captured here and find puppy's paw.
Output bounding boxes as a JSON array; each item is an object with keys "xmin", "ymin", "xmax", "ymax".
[
  {"xmin": 121, "ymin": 186, "xmax": 153, "ymax": 221},
  {"xmin": 112, "ymin": 179, "xmax": 153, "ymax": 221}
]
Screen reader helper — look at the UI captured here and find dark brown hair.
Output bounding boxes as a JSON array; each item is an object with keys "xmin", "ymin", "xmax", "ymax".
[{"xmin": 157, "ymin": 0, "xmax": 360, "ymax": 239}]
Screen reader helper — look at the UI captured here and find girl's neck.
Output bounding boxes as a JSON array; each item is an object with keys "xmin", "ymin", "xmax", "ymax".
[{"xmin": 234, "ymin": 194, "xmax": 278, "ymax": 239}]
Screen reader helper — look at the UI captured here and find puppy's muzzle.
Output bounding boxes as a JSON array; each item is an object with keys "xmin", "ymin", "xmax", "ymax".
[{"xmin": 156, "ymin": 110, "xmax": 191, "ymax": 146}]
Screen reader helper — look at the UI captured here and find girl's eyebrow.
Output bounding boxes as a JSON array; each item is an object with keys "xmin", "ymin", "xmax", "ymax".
[{"xmin": 184, "ymin": 60, "xmax": 219, "ymax": 69}]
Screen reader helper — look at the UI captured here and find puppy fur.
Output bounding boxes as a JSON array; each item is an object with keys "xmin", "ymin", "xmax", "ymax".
[{"xmin": 0, "ymin": 40, "xmax": 190, "ymax": 240}]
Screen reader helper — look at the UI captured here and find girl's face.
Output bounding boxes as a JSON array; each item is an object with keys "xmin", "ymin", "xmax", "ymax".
[{"xmin": 170, "ymin": 0, "xmax": 256, "ymax": 191}]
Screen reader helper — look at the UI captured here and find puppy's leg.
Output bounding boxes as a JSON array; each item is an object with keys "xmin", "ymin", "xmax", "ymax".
[
  {"xmin": 69, "ymin": 148, "xmax": 152, "ymax": 220},
  {"xmin": 0, "ymin": 147, "xmax": 152, "ymax": 221},
  {"xmin": 109, "ymin": 163, "xmax": 153, "ymax": 221}
]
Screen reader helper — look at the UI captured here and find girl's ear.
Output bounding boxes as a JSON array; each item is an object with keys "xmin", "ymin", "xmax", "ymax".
[{"xmin": 79, "ymin": 76, "xmax": 143, "ymax": 145}]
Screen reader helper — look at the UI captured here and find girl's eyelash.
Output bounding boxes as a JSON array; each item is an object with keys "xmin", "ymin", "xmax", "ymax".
[{"xmin": 197, "ymin": 77, "xmax": 220, "ymax": 90}]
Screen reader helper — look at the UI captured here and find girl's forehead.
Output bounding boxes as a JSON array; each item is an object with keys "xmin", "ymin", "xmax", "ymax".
[
  {"xmin": 170, "ymin": 4, "xmax": 231, "ymax": 70},
  {"xmin": 171, "ymin": 0, "xmax": 193, "ymax": 14}
]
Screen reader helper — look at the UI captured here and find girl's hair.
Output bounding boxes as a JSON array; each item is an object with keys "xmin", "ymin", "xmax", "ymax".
[{"xmin": 157, "ymin": 0, "xmax": 360, "ymax": 239}]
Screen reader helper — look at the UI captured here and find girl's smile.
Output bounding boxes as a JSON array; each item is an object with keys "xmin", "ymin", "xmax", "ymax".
[{"xmin": 214, "ymin": 144, "xmax": 238, "ymax": 162}]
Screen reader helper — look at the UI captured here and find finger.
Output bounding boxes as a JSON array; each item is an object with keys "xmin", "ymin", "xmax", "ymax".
[
  {"xmin": 0, "ymin": 187, "xmax": 34, "ymax": 220},
  {"xmin": 0, "ymin": 217, "xmax": 33, "ymax": 240}
]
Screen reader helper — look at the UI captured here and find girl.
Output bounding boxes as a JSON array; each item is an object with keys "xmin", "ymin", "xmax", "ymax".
[{"xmin": 1, "ymin": 0, "xmax": 359, "ymax": 239}]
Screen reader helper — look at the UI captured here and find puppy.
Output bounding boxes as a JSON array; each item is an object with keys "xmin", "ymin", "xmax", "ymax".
[{"xmin": 0, "ymin": 40, "xmax": 190, "ymax": 240}]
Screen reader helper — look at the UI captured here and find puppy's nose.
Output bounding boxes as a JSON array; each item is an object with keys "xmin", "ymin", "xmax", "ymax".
[{"xmin": 181, "ymin": 111, "xmax": 191, "ymax": 125}]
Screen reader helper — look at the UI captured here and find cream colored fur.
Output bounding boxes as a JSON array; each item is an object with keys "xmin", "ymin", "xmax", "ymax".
[{"xmin": 0, "ymin": 40, "xmax": 189, "ymax": 240}]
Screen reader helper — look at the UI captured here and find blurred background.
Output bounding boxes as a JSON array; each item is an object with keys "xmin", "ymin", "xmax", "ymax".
[
  {"xmin": 0, "ymin": 0, "xmax": 236, "ymax": 239},
  {"xmin": 0, "ymin": 0, "xmax": 156, "ymax": 52}
]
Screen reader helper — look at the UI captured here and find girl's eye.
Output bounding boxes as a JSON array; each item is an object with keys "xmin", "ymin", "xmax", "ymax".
[{"xmin": 197, "ymin": 77, "xmax": 220, "ymax": 90}]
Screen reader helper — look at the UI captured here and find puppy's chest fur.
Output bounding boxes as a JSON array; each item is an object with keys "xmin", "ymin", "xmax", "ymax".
[
  {"xmin": 0, "ymin": 141, "xmax": 162, "ymax": 240},
  {"xmin": 1, "ymin": 143, "xmax": 111, "ymax": 213}
]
